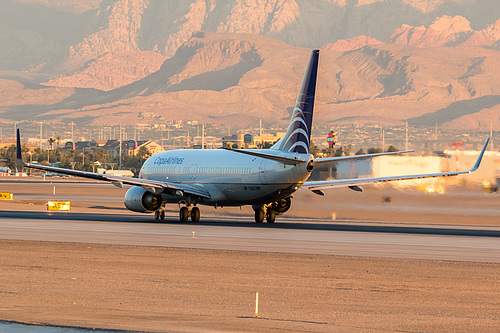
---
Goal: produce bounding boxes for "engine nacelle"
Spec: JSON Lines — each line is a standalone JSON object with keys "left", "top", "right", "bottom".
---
{"left": 272, "top": 197, "right": 292, "bottom": 215}
{"left": 124, "top": 186, "right": 162, "bottom": 213}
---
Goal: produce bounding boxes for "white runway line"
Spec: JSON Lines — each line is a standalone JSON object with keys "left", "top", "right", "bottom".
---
{"left": 1, "top": 224, "right": 499, "bottom": 250}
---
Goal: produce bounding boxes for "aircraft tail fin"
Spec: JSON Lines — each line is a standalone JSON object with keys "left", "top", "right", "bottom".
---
{"left": 271, "top": 49, "right": 319, "bottom": 154}
{"left": 16, "top": 129, "right": 25, "bottom": 166}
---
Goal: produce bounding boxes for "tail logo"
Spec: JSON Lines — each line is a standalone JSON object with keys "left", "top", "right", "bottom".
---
{"left": 281, "top": 107, "right": 311, "bottom": 153}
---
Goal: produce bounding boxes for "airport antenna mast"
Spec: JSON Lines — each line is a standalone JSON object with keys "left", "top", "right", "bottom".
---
{"left": 201, "top": 123, "right": 205, "bottom": 149}
{"left": 119, "top": 124, "right": 122, "bottom": 170}
{"left": 40, "top": 122, "right": 43, "bottom": 151}
{"left": 491, "top": 121, "right": 494, "bottom": 151}
{"left": 405, "top": 122, "right": 408, "bottom": 151}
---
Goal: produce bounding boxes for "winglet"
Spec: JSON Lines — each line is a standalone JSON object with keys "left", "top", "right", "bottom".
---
{"left": 469, "top": 138, "right": 489, "bottom": 173}
{"left": 16, "top": 128, "right": 25, "bottom": 166}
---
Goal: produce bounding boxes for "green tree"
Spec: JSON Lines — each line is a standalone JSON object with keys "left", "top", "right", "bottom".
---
{"left": 367, "top": 147, "right": 382, "bottom": 154}
{"left": 344, "top": 144, "right": 352, "bottom": 156}
{"left": 122, "top": 154, "right": 142, "bottom": 176}
{"left": 1, "top": 144, "right": 29, "bottom": 170}
{"left": 93, "top": 148, "right": 111, "bottom": 165}
{"left": 309, "top": 143, "right": 320, "bottom": 157}
{"left": 137, "top": 146, "right": 151, "bottom": 160}
{"left": 387, "top": 145, "right": 398, "bottom": 152}
{"left": 47, "top": 138, "right": 56, "bottom": 150}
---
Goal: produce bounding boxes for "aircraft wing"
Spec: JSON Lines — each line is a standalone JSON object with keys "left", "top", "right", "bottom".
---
{"left": 303, "top": 138, "right": 489, "bottom": 194}
{"left": 314, "top": 150, "right": 413, "bottom": 164}
{"left": 15, "top": 130, "right": 210, "bottom": 199}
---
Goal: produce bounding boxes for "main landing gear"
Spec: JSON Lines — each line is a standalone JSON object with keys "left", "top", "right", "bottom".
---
{"left": 179, "top": 205, "right": 200, "bottom": 223}
{"left": 154, "top": 206, "right": 200, "bottom": 222}
{"left": 253, "top": 204, "right": 276, "bottom": 224}
{"left": 154, "top": 209, "right": 165, "bottom": 220}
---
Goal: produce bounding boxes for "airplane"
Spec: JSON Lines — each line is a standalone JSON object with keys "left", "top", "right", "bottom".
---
{"left": 0, "top": 166, "right": 11, "bottom": 174}
{"left": 16, "top": 49, "right": 489, "bottom": 223}
{"left": 94, "top": 161, "right": 134, "bottom": 177}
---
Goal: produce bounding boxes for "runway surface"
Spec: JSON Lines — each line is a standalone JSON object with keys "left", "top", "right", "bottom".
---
{"left": 1, "top": 210, "right": 499, "bottom": 263}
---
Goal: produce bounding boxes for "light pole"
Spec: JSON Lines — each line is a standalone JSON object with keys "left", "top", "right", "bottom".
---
{"left": 119, "top": 124, "right": 122, "bottom": 170}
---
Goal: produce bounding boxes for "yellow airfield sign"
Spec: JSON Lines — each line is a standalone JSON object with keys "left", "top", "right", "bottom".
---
{"left": 47, "top": 201, "right": 71, "bottom": 211}
{"left": 0, "top": 192, "right": 13, "bottom": 200}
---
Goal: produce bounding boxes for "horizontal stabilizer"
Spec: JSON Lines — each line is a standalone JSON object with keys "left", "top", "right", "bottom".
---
{"left": 315, "top": 150, "right": 413, "bottom": 164}
{"left": 221, "top": 148, "right": 307, "bottom": 165}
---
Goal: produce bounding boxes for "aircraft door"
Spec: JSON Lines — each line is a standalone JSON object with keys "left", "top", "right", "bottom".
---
{"left": 189, "top": 164, "right": 198, "bottom": 180}
{"left": 259, "top": 159, "right": 268, "bottom": 184}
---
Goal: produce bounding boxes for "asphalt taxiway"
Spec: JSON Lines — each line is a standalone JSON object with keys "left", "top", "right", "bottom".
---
{"left": 1, "top": 210, "right": 499, "bottom": 263}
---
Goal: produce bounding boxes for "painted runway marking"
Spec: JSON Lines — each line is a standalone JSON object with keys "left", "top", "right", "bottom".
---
{"left": 1, "top": 225, "right": 499, "bottom": 250}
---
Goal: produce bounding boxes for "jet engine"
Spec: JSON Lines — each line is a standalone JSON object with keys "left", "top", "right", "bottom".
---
{"left": 124, "top": 186, "right": 162, "bottom": 213}
{"left": 272, "top": 197, "right": 292, "bottom": 215}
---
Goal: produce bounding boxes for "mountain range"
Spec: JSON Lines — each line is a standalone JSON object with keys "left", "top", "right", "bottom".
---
{"left": 0, "top": 0, "right": 499, "bottom": 130}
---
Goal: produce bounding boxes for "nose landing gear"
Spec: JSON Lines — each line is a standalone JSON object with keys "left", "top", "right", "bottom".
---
{"left": 154, "top": 209, "right": 165, "bottom": 220}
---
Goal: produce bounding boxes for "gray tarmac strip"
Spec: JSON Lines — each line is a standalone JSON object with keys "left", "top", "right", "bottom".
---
{"left": 1, "top": 210, "right": 499, "bottom": 263}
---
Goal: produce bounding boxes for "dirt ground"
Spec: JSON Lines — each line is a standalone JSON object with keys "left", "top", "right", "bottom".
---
{"left": 0, "top": 178, "right": 499, "bottom": 332}
{"left": 0, "top": 240, "right": 499, "bottom": 333}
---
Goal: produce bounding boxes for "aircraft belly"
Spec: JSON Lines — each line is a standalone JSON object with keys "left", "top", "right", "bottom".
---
{"left": 209, "top": 184, "right": 289, "bottom": 206}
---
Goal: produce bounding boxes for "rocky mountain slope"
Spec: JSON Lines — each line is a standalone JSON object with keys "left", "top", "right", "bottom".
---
{"left": 1, "top": 32, "right": 499, "bottom": 130}
{"left": 2, "top": 0, "right": 498, "bottom": 73}
{"left": 0, "top": 0, "right": 499, "bottom": 130}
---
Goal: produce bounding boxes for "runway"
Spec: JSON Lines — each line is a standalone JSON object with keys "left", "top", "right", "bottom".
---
{"left": 1, "top": 210, "right": 499, "bottom": 263}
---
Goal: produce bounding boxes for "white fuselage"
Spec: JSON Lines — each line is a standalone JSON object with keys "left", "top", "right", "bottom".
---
{"left": 139, "top": 149, "right": 313, "bottom": 206}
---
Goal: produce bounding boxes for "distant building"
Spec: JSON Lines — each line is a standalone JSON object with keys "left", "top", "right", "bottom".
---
{"left": 221, "top": 132, "right": 285, "bottom": 149}
{"left": 74, "top": 139, "right": 100, "bottom": 152}
{"left": 222, "top": 134, "right": 245, "bottom": 148}
{"left": 252, "top": 132, "right": 285, "bottom": 147}
{"left": 66, "top": 139, "right": 162, "bottom": 157}
{"left": 100, "top": 140, "right": 162, "bottom": 157}
{"left": 443, "top": 149, "right": 500, "bottom": 184}
{"left": 192, "top": 136, "right": 220, "bottom": 149}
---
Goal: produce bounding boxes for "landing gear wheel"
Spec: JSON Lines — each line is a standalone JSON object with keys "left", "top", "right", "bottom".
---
{"left": 179, "top": 207, "right": 189, "bottom": 222}
{"left": 160, "top": 210, "right": 165, "bottom": 220}
{"left": 191, "top": 207, "right": 200, "bottom": 222}
{"left": 154, "top": 210, "right": 160, "bottom": 220}
{"left": 255, "top": 208, "right": 265, "bottom": 223}
{"left": 266, "top": 209, "right": 276, "bottom": 223}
